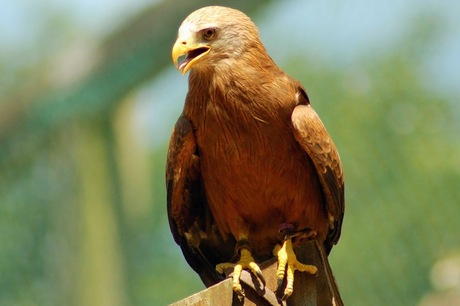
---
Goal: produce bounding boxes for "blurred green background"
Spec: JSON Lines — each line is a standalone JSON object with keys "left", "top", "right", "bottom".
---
{"left": 1, "top": 0, "right": 459, "bottom": 305}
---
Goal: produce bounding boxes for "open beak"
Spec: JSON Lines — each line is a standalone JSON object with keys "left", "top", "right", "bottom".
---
{"left": 172, "top": 38, "right": 211, "bottom": 75}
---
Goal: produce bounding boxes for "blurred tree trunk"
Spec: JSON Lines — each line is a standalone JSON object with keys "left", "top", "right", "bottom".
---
{"left": 74, "top": 120, "right": 129, "bottom": 306}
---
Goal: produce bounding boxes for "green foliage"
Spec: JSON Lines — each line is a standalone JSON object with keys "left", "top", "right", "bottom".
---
{"left": 0, "top": 2, "right": 458, "bottom": 306}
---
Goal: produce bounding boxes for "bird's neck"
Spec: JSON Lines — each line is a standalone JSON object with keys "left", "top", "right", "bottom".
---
{"left": 183, "top": 48, "right": 286, "bottom": 124}
{"left": 189, "top": 51, "right": 278, "bottom": 92}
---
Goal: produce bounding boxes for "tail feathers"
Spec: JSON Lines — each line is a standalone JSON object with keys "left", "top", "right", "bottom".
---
{"left": 294, "top": 239, "right": 344, "bottom": 306}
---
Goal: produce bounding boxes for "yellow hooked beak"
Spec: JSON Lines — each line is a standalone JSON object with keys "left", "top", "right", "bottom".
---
{"left": 172, "top": 36, "right": 211, "bottom": 75}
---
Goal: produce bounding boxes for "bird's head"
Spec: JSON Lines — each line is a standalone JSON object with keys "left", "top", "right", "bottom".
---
{"left": 172, "top": 6, "right": 261, "bottom": 75}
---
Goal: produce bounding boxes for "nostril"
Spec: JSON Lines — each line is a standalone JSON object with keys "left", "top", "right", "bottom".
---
{"left": 181, "top": 41, "right": 187, "bottom": 45}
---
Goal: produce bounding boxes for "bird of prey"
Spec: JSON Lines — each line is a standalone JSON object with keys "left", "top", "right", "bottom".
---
{"left": 167, "top": 5, "right": 344, "bottom": 302}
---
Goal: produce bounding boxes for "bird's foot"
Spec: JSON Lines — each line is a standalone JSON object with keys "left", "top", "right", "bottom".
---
{"left": 273, "top": 238, "right": 318, "bottom": 300}
{"left": 216, "top": 247, "right": 265, "bottom": 296}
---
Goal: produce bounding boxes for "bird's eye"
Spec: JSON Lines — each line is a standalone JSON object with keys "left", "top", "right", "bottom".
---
{"left": 202, "top": 28, "right": 216, "bottom": 40}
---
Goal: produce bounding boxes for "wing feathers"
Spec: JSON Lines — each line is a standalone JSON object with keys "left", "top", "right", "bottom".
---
{"left": 291, "top": 104, "right": 344, "bottom": 249}
{"left": 166, "top": 116, "right": 199, "bottom": 243}
{"left": 166, "top": 116, "right": 233, "bottom": 286}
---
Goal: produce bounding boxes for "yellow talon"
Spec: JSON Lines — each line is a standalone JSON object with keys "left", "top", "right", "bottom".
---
{"left": 273, "top": 238, "right": 317, "bottom": 299}
{"left": 216, "top": 248, "right": 264, "bottom": 295}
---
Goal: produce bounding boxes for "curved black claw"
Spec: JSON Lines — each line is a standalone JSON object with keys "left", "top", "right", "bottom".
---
{"left": 255, "top": 267, "right": 266, "bottom": 287}
{"left": 277, "top": 276, "right": 284, "bottom": 291}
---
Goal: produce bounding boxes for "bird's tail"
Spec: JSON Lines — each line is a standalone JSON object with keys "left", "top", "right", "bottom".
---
{"left": 296, "top": 239, "right": 344, "bottom": 306}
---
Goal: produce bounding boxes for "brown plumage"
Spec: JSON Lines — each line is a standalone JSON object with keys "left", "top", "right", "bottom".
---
{"left": 167, "top": 6, "right": 344, "bottom": 303}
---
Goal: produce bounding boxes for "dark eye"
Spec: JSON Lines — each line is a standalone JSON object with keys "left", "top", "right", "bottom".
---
{"left": 202, "top": 28, "right": 216, "bottom": 40}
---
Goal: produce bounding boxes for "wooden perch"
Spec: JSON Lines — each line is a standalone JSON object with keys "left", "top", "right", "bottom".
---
{"left": 170, "top": 240, "right": 343, "bottom": 306}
